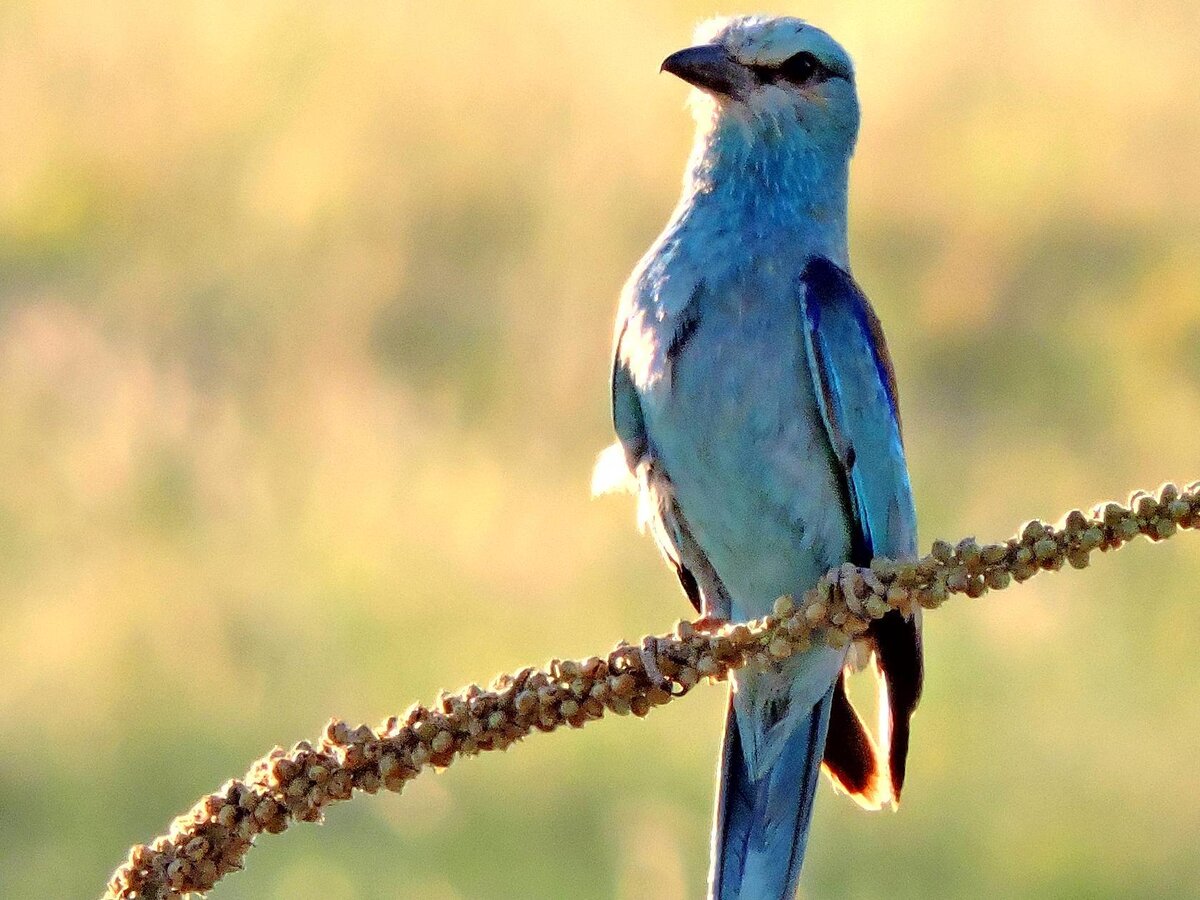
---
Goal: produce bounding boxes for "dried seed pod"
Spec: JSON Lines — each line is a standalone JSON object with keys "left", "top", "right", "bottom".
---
{"left": 844, "top": 615, "right": 870, "bottom": 635}
{"left": 869, "top": 557, "right": 896, "bottom": 579}
{"left": 646, "top": 686, "right": 672, "bottom": 706}
{"left": 825, "top": 630, "right": 850, "bottom": 650}
{"left": 216, "top": 804, "right": 237, "bottom": 829}
{"left": 865, "top": 596, "right": 890, "bottom": 619}
{"left": 195, "top": 859, "right": 219, "bottom": 887}
{"left": 378, "top": 754, "right": 399, "bottom": 778}
{"left": 981, "top": 543, "right": 1008, "bottom": 564}
{"left": 608, "top": 697, "right": 632, "bottom": 716}
{"left": 1012, "top": 561, "right": 1038, "bottom": 582}
{"left": 1021, "top": 520, "right": 1046, "bottom": 543}
{"left": 307, "top": 765, "right": 330, "bottom": 783}
{"left": 1136, "top": 495, "right": 1158, "bottom": 519}
{"left": 728, "top": 624, "right": 754, "bottom": 648}
{"left": 916, "top": 556, "right": 940, "bottom": 579}
{"left": 1102, "top": 503, "right": 1126, "bottom": 526}
{"left": 582, "top": 698, "right": 605, "bottom": 718}
{"left": 1033, "top": 539, "right": 1058, "bottom": 562}
{"left": 708, "top": 635, "right": 734, "bottom": 660}
{"left": 1064, "top": 509, "right": 1089, "bottom": 533}
{"left": 1079, "top": 527, "right": 1104, "bottom": 551}
{"left": 784, "top": 616, "right": 809, "bottom": 639}
{"left": 1041, "top": 554, "right": 1064, "bottom": 572}
{"left": 985, "top": 569, "right": 1011, "bottom": 590}
{"left": 611, "top": 673, "right": 637, "bottom": 697}
{"left": 918, "top": 589, "right": 944, "bottom": 609}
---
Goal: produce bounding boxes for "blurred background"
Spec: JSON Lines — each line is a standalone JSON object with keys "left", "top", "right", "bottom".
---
{"left": 2, "top": 1, "right": 1199, "bottom": 897}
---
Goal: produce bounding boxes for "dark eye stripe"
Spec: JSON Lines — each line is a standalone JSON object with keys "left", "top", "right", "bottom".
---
{"left": 749, "top": 51, "right": 838, "bottom": 87}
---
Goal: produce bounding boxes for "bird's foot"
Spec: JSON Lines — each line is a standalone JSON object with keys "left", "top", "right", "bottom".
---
{"left": 639, "top": 636, "right": 667, "bottom": 688}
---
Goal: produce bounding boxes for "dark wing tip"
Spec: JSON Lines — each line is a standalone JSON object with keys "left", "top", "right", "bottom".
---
{"left": 870, "top": 611, "right": 923, "bottom": 803}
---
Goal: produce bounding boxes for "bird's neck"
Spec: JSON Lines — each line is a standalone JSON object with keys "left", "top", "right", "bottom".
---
{"left": 679, "top": 115, "right": 852, "bottom": 265}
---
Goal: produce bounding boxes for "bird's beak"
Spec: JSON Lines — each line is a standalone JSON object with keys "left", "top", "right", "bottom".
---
{"left": 660, "top": 44, "right": 747, "bottom": 98}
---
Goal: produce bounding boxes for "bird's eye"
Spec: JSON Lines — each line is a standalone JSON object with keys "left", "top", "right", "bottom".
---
{"left": 776, "top": 51, "right": 822, "bottom": 85}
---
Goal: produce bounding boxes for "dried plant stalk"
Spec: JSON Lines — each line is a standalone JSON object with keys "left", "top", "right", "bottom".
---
{"left": 105, "top": 481, "right": 1199, "bottom": 899}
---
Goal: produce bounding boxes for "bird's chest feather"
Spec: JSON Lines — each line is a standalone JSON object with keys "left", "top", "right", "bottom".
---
{"left": 631, "top": 275, "right": 849, "bottom": 611}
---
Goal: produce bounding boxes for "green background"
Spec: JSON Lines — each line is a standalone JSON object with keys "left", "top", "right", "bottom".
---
{"left": 2, "top": 2, "right": 1199, "bottom": 897}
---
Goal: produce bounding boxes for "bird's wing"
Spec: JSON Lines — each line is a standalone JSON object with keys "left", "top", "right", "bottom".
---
{"left": 602, "top": 323, "right": 729, "bottom": 616}
{"left": 609, "top": 320, "right": 649, "bottom": 470}
{"left": 798, "top": 255, "right": 923, "bottom": 804}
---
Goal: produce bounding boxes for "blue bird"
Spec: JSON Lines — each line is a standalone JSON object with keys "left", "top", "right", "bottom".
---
{"left": 594, "top": 16, "right": 922, "bottom": 900}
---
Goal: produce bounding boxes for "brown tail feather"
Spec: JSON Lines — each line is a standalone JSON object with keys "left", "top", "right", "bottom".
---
{"left": 821, "top": 672, "right": 889, "bottom": 809}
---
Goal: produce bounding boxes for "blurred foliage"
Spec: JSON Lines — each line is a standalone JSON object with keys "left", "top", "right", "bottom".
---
{"left": 1, "top": 1, "right": 1198, "bottom": 898}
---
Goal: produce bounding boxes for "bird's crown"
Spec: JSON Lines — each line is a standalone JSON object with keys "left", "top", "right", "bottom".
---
{"left": 693, "top": 15, "right": 854, "bottom": 80}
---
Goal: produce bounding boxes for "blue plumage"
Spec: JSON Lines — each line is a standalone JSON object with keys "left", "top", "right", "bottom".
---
{"left": 598, "top": 15, "right": 922, "bottom": 899}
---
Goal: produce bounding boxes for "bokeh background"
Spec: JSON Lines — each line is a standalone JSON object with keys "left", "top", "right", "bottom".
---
{"left": 3, "top": 1, "right": 1199, "bottom": 897}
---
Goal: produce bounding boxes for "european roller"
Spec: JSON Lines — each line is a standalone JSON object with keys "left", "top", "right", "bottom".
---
{"left": 594, "top": 16, "right": 922, "bottom": 900}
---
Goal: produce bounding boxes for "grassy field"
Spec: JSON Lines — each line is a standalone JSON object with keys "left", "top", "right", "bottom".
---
{"left": 2, "top": 2, "right": 1199, "bottom": 897}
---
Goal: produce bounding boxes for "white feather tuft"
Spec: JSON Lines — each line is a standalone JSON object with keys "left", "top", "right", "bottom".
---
{"left": 591, "top": 442, "right": 636, "bottom": 496}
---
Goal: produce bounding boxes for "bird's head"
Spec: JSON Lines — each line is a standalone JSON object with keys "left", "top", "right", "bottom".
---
{"left": 663, "top": 16, "right": 859, "bottom": 158}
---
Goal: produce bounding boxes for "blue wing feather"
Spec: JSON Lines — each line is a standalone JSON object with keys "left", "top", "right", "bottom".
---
{"left": 799, "top": 256, "right": 923, "bottom": 801}
{"left": 799, "top": 257, "right": 916, "bottom": 560}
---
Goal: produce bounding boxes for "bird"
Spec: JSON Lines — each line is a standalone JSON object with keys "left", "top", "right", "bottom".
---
{"left": 593, "top": 15, "right": 922, "bottom": 900}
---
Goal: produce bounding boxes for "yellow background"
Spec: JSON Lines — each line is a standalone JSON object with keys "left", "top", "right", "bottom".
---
{"left": 2, "top": 2, "right": 1199, "bottom": 897}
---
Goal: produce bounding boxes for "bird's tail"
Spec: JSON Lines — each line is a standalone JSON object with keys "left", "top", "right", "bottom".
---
{"left": 709, "top": 685, "right": 835, "bottom": 900}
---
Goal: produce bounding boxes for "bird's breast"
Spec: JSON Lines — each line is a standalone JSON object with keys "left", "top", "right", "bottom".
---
{"left": 637, "top": 272, "right": 851, "bottom": 618}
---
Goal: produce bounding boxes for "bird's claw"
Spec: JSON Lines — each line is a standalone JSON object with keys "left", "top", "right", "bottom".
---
{"left": 640, "top": 636, "right": 667, "bottom": 688}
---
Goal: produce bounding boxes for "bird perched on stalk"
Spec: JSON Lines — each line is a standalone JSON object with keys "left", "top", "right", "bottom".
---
{"left": 594, "top": 15, "right": 922, "bottom": 900}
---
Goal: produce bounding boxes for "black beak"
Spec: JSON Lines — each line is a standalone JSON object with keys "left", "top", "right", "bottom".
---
{"left": 660, "top": 44, "right": 747, "bottom": 98}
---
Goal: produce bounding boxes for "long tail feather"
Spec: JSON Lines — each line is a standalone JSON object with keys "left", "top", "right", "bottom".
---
{"left": 710, "top": 686, "right": 835, "bottom": 900}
